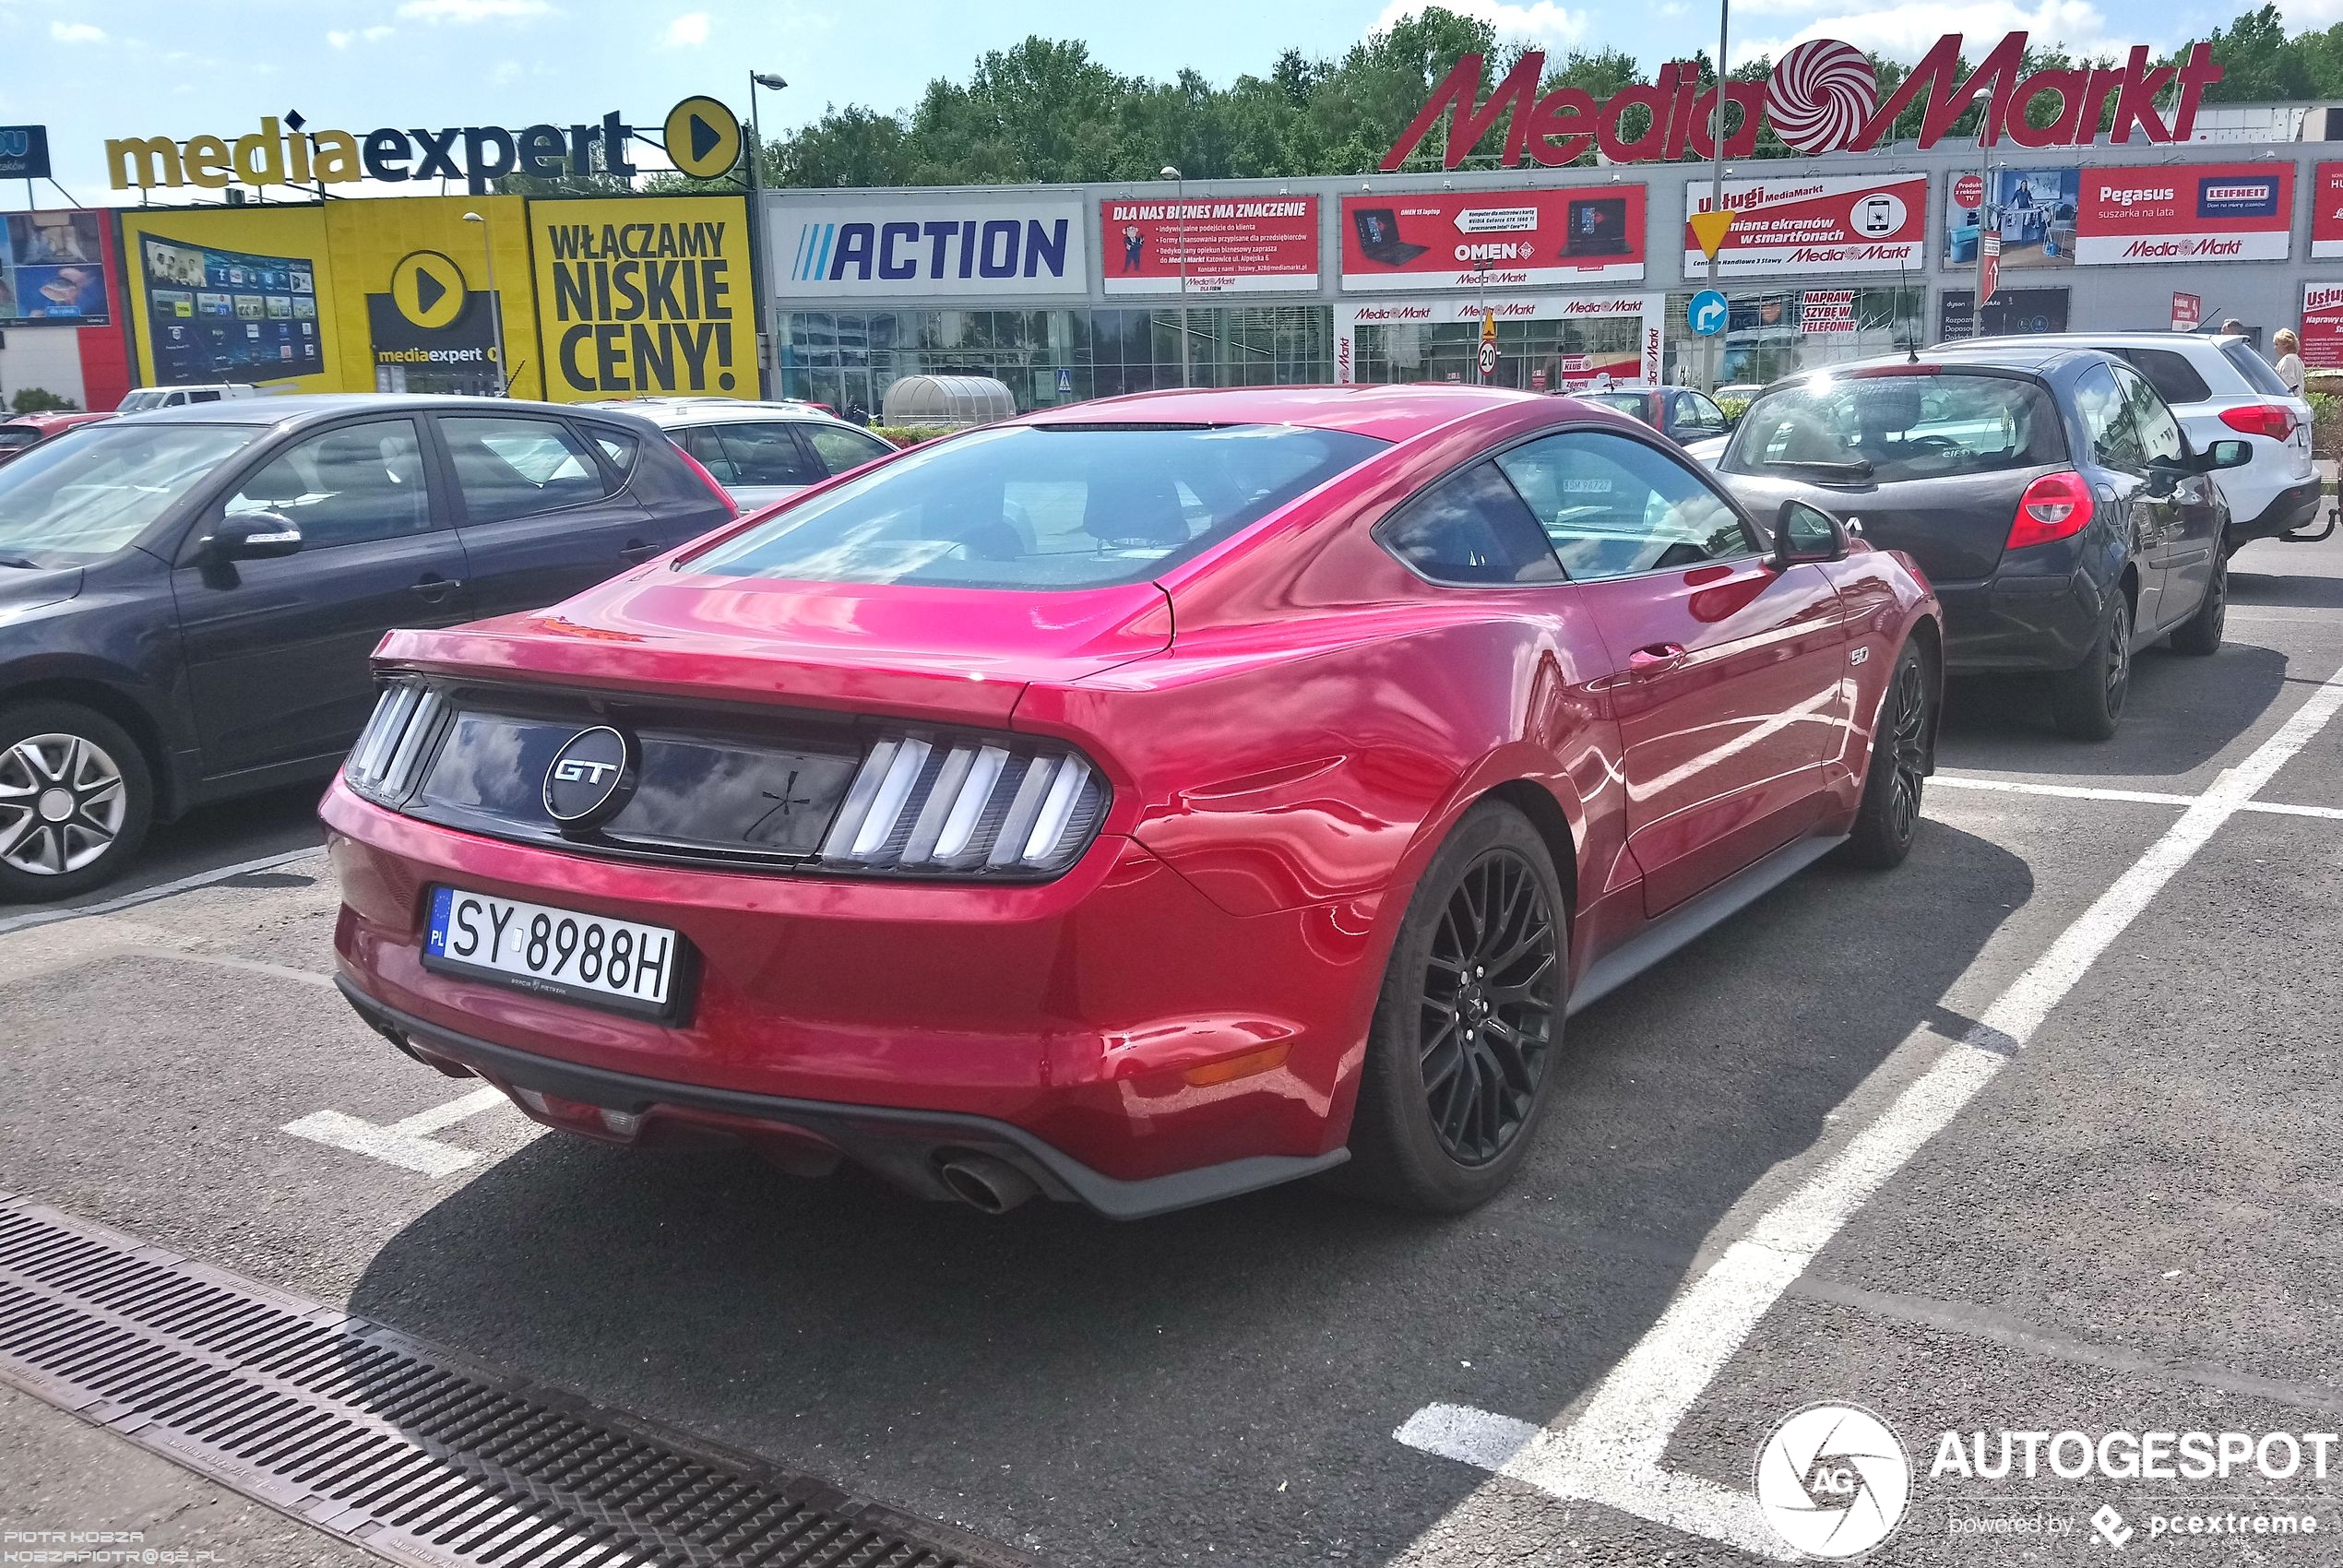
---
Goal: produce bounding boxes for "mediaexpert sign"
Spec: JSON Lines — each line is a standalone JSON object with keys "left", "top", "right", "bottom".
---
{"left": 1684, "top": 173, "right": 1927, "bottom": 277}
{"left": 1101, "top": 196, "right": 1318, "bottom": 295}
{"left": 2301, "top": 284, "right": 2343, "bottom": 370}
{"left": 773, "top": 196, "right": 1088, "bottom": 299}
{"left": 536, "top": 196, "right": 755, "bottom": 399}
{"left": 2074, "top": 163, "right": 2293, "bottom": 266}
{"left": 2313, "top": 163, "right": 2343, "bottom": 260}
{"left": 1338, "top": 186, "right": 1646, "bottom": 291}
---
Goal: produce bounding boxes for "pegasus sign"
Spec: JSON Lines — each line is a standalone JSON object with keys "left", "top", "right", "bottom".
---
{"left": 1380, "top": 32, "right": 2224, "bottom": 171}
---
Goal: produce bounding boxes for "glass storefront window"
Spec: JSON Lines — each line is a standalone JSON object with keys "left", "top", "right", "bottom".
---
{"left": 1354, "top": 316, "right": 1641, "bottom": 392}
{"left": 1662, "top": 286, "right": 1924, "bottom": 390}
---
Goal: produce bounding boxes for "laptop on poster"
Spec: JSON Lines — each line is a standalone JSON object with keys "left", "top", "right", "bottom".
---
{"left": 1563, "top": 196, "right": 1631, "bottom": 257}
{"left": 1352, "top": 207, "right": 1429, "bottom": 266}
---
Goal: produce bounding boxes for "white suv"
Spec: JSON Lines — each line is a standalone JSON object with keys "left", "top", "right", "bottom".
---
{"left": 1951, "top": 331, "right": 2320, "bottom": 552}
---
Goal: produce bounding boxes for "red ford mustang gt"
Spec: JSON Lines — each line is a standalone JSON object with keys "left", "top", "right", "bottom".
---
{"left": 325, "top": 385, "right": 1941, "bottom": 1218}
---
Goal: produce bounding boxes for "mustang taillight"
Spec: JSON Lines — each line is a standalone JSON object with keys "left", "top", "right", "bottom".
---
{"left": 344, "top": 680, "right": 444, "bottom": 804}
{"left": 2007, "top": 470, "right": 2095, "bottom": 552}
{"left": 2218, "top": 403, "right": 2297, "bottom": 442}
{"left": 820, "top": 733, "right": 1107, "bottom": 877}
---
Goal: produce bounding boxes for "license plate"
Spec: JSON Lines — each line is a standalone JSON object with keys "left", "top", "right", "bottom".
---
{"left": 423, "top": 885, "right": 685, "bottom": 1019}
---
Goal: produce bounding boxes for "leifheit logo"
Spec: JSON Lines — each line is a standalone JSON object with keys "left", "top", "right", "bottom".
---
{"left": 2105, "top": 184, "right": 2178, "bottom": 206}
{"left": 106, "top": 111, "right": 636, "bottom": 195}
{"left": 1382, "top": 30, "right": 2221, "bottom": 169}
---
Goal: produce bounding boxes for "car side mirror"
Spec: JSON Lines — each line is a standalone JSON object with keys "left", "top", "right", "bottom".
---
{"left": 1772, "top": 499, "right": 1849, "bottom": 566}
{"left": 209, "top": 511, "right": 303, "bottom": 561}
{"left": 2195, "top": 438, "right": 2253, "bottom": 473}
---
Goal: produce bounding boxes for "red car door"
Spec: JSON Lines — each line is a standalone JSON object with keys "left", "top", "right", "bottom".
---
{"left": 1493, "top": 427, "right": 1850, "bottom": 915}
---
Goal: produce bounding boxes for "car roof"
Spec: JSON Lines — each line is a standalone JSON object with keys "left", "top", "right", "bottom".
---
{"left": 1020, "top": 383, "right": 1546, "bottom": 442}
{"left": 116, "top": 393, "right": 658, "bottom": 431}
{"left": 1795, "top": 344, "right": 2111, "bottom": 380}
{"left": 619, "top": 399, "right": 865, "bottom": 430}
{"left": 1954, "top": 331, "right": 2241, "bottom": 354}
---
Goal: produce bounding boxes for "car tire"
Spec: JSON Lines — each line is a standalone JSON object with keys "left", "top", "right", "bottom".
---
{"left": 2050, "top": 593, "right": 2132, "bottom": 742}
{"left": 1336, "top": 799, "right": 1566, "bottom": 1214}
{"left": 0, "top": 702, "right": 154, "bottom": 903}
{"left": 1842, "top": 640, "right": 1932, "bottom": 870}
{"left": 2170, "top": 554, "right": 2227, "bottom": 657}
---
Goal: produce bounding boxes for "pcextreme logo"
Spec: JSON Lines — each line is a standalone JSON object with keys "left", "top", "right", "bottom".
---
{"left": 107, "top": 111, "right": 640, "bottom": 195}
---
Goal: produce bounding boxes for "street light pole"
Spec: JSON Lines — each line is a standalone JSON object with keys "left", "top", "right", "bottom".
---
{"left": 1706, "top": 0, "right": 1729, "bottom": 395}
{"left": 461, "top": 211, "right": 505, "bottom": 397}
{"left": 1161, "top": 165, "right": 1188, "bottom": 388}
{"left": 750, "top": 72, "right": 788, "bottom": 402}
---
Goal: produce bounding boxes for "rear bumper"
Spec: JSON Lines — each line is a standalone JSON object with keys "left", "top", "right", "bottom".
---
{"left": 322, "top": 781, "right": 1381, "bottom": 1209}
{"left": 2231, "top": 478, "right": 2325, "bottom": 547}
{"left": 1933, "top": 569, "right": 2104, "bottom": 672}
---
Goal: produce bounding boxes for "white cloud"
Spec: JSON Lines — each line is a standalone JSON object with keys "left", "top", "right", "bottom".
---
{"left": 327, "top": 29, "right": 353, "bottom": 46}
{"left": 1731, "top": 0, "right": 2189, "bottom": 66}
{"left": 366, "top": 24, "right": 395, "bottom": 40}
{"left": 396, "top": 0, "right": 552, "bottom": 21}
{"left": 330, "top": 24, "right": 398, "bottom": 46}
{"left": 1374, "top": 0, "right": 1589, "bottom": 52}
{"left": 492, "top": 59, "right": 522, "bottom": 82}
{"left": 663, "top": 10, "right": 711, "bottom": 46}
{"left": 2284, "top": 0, "right": 2343, "bottom": 22}
{"left": 49, "top": 19, "right": 104, "bottom": 42}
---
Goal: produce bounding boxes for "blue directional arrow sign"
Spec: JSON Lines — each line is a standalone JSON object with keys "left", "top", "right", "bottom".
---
{"left": 1689, "top": 289, "right": 1729, "bottom": 337}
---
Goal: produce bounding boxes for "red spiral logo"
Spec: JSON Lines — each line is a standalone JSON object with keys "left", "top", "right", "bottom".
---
{"left": 1765, "top": 40, "right": 1878, "bottom": 153}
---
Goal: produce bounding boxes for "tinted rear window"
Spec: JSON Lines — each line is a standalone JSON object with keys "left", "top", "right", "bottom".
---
{"left": 690, "top": 423, "right": 1387, "bottom": 590}
{"left": 2219, "top": 339, "right": 2294, "bottom": 398}
{"left": 2113, "top": 348, "right": 2211, "bottom": 406}
{"left": 1721, "top": 372, "right": 2064, "bottom": 484}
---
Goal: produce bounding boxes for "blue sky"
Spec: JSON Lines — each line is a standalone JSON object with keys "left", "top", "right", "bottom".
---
{"left": 0, "top": 0, "right": 2283, "bottom": 202}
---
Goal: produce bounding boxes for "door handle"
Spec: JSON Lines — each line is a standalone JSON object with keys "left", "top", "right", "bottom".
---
{"left": 1627, "top": 642, "right": 1687, "bottom": 675}
{"left": 409, "top": 574, "right": 462, "bottom": 605}
{"left": 618, "top": 538, "right": 660, "bottom": 564}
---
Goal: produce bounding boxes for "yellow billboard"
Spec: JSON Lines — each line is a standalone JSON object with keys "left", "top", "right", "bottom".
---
{"left": 122, "top": 207, "right": 339, "bottom": 393}
{"left": 326, "top": 195, "right": 541, "bottom": 399}
{"left": 530, "top": 195, "right": 754, "bottom": 402}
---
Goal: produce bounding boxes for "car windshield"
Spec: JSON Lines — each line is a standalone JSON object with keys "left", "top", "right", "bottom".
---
{"left": 1720, "top": 371, "right": 2064, "bottom": 483}
{"left": 0, "top": 428, "right": 42, "bottom": 451}
{"left": 0, "top": 422, "right": 259, "bottom": 565}
{"left": 690, "top": 422, "right": 1389, "bottom": 590}
{"left": 117, "top": 390, "right": 171, "bottom": 412}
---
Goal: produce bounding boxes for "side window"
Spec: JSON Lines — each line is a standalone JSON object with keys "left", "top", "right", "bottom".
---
{"left": 442, "top": 416, "right": 612, "bottom": 525}
{"left": 677, "top": 429, "right": 735, "bottom": 482}
{"left": 224, "top": 419, "right": 433, "bottom": 549}
{"left": 1374, "top": 461, "right": 1563, "bottom": 586}
{"left": 2073, "top": 366, "right": 2145, "bottom": 474}
{"left": 2114, "top": 349, "right": 2211, "bottom": 406}
{"left": 585, "top": 427, "right": 639, "bottom": 474}
{"left": 1688, "top": 394, "right": 1727, "bottom": 432}
{"left": 803, "top": 424, "right": 894, "bottom": 475}
{"left": 187, "top": 390, "right": 220, "bottom": 404}
{"left": 713, "top": 422, "right": 823, "bottom": 487}
{"left": 2114, "top": 365, "right": 2185, "bottom": 469}
{"left": 1495, "top": 429, "right": 1755, "bottom": 581}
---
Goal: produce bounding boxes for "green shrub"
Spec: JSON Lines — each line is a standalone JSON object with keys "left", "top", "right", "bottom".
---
{"left": 2310, "top": 391, "right": 2341, "bottom": 470}
{"left": 1718, "top": 397, "right": 1750, "bottom": 424}
{"left": 871, "top": 425, "right": 956, "bottom": 448}
{"left": 8, "top": 387, "right": 78, "bottom": 414}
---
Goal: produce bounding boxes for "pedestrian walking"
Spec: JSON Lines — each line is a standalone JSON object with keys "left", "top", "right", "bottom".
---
{"left": 2274, "top": 328, "right": 2307, "bottom": 396}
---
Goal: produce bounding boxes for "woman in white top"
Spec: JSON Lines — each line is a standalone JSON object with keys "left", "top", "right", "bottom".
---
{"left": 2273, "top": 328, "right": 2307, "bottom": 397}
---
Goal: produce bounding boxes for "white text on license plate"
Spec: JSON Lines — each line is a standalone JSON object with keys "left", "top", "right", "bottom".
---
{"left": 425, "top": 886, "right": 679, "bottom": 1012}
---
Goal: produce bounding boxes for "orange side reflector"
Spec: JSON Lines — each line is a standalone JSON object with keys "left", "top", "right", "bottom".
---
{"left": 1182, "top": 1043, "right": 1290, "bottom": 1088}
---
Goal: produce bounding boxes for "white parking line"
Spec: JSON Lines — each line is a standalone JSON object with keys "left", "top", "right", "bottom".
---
{"left": 1933, "top": 774, "right": 2343, "bottom": 822}
{"left": 1395, "top": 663, "right": 2343, "bottom": 1560}
{"left": 281, "top": 1086, "right": 520, "bottom": 1177}
{"left": 0, "top": 847, "right": 323, "bottom": 939}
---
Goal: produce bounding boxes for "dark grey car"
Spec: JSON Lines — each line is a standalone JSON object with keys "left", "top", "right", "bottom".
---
{"left": 1711, "top": 346, "right": 2250, "bottom": 739}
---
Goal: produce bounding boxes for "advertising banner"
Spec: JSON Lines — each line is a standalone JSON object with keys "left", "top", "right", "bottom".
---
{"left": 2073, "top": 163, "right": 2293, "bottom": 266}
{"left": 1338, "top": 186, "right": 1646, "bottom": 291}
{"left": 2172, "top": 291, "right": 2201, "bottom": 331}
{"left": 2, "top": 211, "right": 110, "bottom": 326}
{"left": 535, "top": 195, "right": 755, "bottom": 400}
{"left": 1943, "top": 166, "right": 2079, "bottom": 269}
{"left": 771, "top": 196, "right": 1088, "bottom": 298}
{"left": 1800, "top": 290, "right": 1857, "bottom": 334}
{"left": 328, "top": 195, "right": 537, "bottom": 398}
{"left": 2302, "top": 283, "right": 2343, "bottom": 370}
{"left": 1100, "top": 196, "right": 1317, "bottom": 295}
{"left": 1937, "top": 286, "right": 2069, "bottom": 341}
{"left": 1685, "top": 173, "right": 1926, "bottom": 277}
{"left": 0, "top": 125, "right": 50, "bottom": 182}
{"left": 125, "top": 208, "right": 336, "bottom": 390}
{"left": 2312, "top": 163, "right": 2343, "bottom": 260}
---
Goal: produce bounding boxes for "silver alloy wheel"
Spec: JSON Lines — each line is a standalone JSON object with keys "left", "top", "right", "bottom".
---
{"left": 0, "top": 733, "right": 129, "bottom": 876}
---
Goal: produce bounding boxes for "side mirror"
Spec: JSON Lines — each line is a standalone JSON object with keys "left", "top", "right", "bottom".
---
{"left": 208, "top": 511, "right": 303, "bottom": 561}
{"left": 1773, "top": 499, "right": 1849, "bottom": 566}
{"left": 2196, "top": 438, "right": 2254, "bottom": 473}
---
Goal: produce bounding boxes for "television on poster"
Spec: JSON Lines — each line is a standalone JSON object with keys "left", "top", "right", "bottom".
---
{"left": 1683, "top": 173, "right": 1926, "bottom": 278}
{"left": 1338, "top": 188, "right": 1647, "bottom": 291}
{"left": 1943, "top": 167, "right": 2079, "bottom": 269}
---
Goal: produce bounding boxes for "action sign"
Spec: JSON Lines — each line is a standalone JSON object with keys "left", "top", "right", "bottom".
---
{"left": 1683, "top": 172, "right": 1926, "bottom": 277}
{"left": 2074, "top": 162, "right": 2293, "bottom": 265}
{"left": 1101, "top": 196, "right": 1317, "bottom": 295}
{"left": 0, "top": 125, "right": 49, "bottom": 181}
{"left": 1339, "top": 185, "right": 1647, "bottom": 291}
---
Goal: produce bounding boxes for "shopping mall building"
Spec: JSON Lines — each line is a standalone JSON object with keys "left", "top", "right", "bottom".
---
{"left": 760, "top": 135, "right": 2343, "bottom": 413}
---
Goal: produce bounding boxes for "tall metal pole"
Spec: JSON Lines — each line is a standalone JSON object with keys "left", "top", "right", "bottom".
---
{"left": 1972, "top": 147, "right": 1991, "bottom": 340}
{"left": 748, "top": 73, "right": 786, "bottom": 402}
{"left": 1162, "top": 166, "right": 1190, "bottom": 388}
{"left": 464, "top": 212, "right": 506, "bottom": 397}
{"left": 1706, "top": 0, "right": 1729, "bottom": 394}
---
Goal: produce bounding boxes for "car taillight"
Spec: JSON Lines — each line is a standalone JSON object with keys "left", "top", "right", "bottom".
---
{"left": 819, "top": 731, "right": 1108, "bottom": 877}
{"left": 671, "top": 444, "right": 740, "bottom": 516}
{"left": 2008, "top": 470, "right": 2095, "bottom": 551}
{"left": 344, "top": 680, "right": 444, "bottom": 804}
{"left": 2219, "top": 403, "right": 2297, "bottom": 442}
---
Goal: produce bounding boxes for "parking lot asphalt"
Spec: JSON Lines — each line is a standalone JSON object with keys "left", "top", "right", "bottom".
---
{"left": 3, "top": 529, "right": 2341, "bottom": 1567}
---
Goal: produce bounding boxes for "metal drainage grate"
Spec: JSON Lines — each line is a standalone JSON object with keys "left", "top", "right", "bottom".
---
{"left": 0, "top": 1196, "right": 1032, "bottom": 1568}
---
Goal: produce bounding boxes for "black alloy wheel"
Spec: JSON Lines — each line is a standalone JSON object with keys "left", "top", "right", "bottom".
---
{"left": 2052, "top": 594, "right": 2132, "bottom": 741}
{"left": 2171, "top": 554, "right": 2227, "bottom": 656}
{"left": 1845, "top": 640, "right": 1932, "bottom": 869}
{"left": 1419, "top": 847, "right": 1559, "bottom": 1166}
{"left": 1884, "top": 653, "right": 1928, "bottom": 845}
